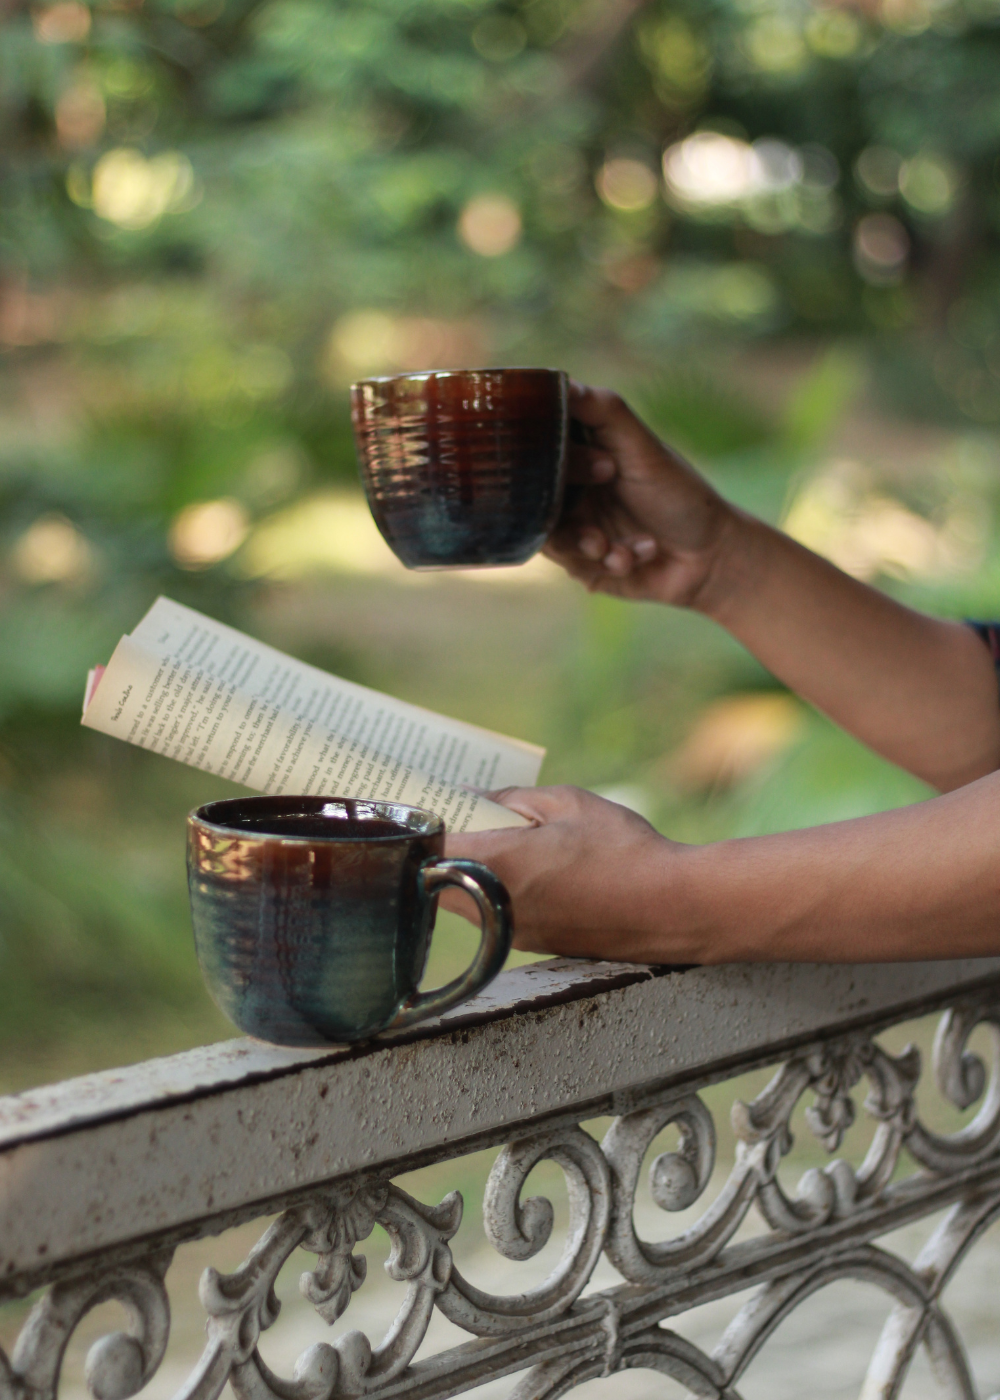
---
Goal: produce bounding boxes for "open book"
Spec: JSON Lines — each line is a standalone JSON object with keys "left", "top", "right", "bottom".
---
{"left": 81, "top": 597, "right": 543, "bottom": 831}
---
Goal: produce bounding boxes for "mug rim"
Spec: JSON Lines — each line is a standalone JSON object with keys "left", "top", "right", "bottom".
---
{"left": 351, "top": 366, "right": 567, "bottom": 387}
{"left": 188, "top": 795, "right": 444, "bottom": 844}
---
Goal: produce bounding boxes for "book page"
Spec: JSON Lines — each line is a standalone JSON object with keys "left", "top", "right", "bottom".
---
{"left": 82, "top": 598, "right": 543, "bottom": 831}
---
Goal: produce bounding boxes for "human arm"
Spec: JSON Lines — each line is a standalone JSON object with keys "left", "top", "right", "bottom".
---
{"left": 445, "top": 782, "right": 1000, "bottom": 963}
{"left": 554, "top": 384, "right": 1000, "bottom": 792}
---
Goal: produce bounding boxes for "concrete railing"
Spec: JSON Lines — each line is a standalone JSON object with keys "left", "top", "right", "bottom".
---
{"left": 3, "top": 955, "right": 1000, "bottom": 1400}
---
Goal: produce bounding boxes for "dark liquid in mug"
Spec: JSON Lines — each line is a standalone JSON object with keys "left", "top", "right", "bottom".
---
{"left": 217, "top": 812, "right": 412, "bottom": 840}
{"left": 352, "top": 369, "right": 568, "bottom": 569}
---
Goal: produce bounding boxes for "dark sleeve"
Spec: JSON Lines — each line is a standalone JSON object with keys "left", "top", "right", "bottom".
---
{"left": 967, "top": 621, "right": 1000, "bottom": 681}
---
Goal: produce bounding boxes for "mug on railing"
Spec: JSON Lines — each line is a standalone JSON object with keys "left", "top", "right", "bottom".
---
{"left": 187, "top": 795, "right": 512, "bottom": 1045}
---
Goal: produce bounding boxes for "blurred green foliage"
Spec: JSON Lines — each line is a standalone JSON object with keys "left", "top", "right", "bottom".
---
{"left": 3, "top": 0, "right": 1000, "bottom": 1085}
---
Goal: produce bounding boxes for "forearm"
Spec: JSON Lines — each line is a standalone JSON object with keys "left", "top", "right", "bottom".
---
{"left": 651, "top": 770, "right": 1000, "bottom": 965}
{"left": 693, "top": 512, "right": 1000, "bottom": 791}
{"left": 446, "top": 782, "right": 1000, "bottom": 967}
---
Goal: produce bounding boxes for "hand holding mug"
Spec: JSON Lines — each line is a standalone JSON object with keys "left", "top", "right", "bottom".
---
{"left": 547, "top": 383, "right": 741, "bottom": 610}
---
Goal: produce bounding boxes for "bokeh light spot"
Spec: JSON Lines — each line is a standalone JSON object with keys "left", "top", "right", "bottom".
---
{"left": 102, "top": 57, "right": 155, "bottom": 99}
{"left": 752, "top": 139, "right": 803, "bottom": 192}
{"left": 595, "top": 158, "right": 659, "bottom": 212}
{"left": 92, "top": 149, "right": 195, "bottom": 231}
{"left": 637, "top": 16, "right": 711, "bottom": 101}
{"left": 880, "top": 0, "right": 932, "bottom": 34}
{"left": 853, "top": 213, "right": 909, "bottom": 285}
{"left": 169, "top": 499, "right": 249, "bottom": 569}
{"left": 10, "top": 515, "right": 94, "bottom": 585}
{"left": 745, "top": 17, "right": 807, "bottom": 73}
{"left": 457, "top": 194, "right": 522, "bottom": 256}
{"left": 899, "top": 154, "right": 956, "bottom": 216}
{"left": 330, "top": 311, "right": 397, "bottom": 374}
{"left": 805, "top": 9, "right": 861, "bottom": 57}
{"left": 855, "top": 146, "right": 902, "bottom": 200}
{"left": 663, "top": 133, "right": 801, "bottom": 210}
{"left": 32, "top": 2, "right": 91, "bottom": 43}
{"left": 664, "top": 133, "right": 757, "bottom": 207}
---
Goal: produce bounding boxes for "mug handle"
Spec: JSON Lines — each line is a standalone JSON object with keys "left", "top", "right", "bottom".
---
{"left": 558, "top": 418, "right": 595, "bottom": 522}
{"left": 386, "top": 858, "right": 513, "bottom": 1030}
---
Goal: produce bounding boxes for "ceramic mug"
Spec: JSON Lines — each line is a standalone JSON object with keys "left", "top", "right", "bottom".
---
{"left": 350, "top": 367, "right": 569, "bottom": 568}
{"left": 187, "top": 795, "right": 512, "bottom": 1045}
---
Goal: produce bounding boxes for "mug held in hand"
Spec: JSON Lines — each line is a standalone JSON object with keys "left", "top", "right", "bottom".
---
{"left": 187, "top": 796, "right": 512, "bottom": 1046}
{"left": 351, "top": 367, "right": 570, "bottom": 569}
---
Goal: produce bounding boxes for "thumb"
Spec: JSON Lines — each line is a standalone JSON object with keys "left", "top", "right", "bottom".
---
{"left": 481, "top": 786, "right": 551, "bottom": 825}
{"left": 445, "top": 788, "right": 543, "bottom": 861}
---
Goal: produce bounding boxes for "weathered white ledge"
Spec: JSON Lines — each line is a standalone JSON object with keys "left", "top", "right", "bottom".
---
{"left": 2, "top": 955, "right": 1000, "bottom": 1287}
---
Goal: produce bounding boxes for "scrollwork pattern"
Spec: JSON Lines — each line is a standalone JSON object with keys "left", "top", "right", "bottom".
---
{"left": 437, "top": 1125, "right": 611, "bottom": 1335}
{"left": 7, "top": 996, "right": 1000, "bottom": 1400}
{"left": 602, "top": 1033, "right": 925, "bottom": 1285}
{"left": 186, "top": 1180, "right": 464, "bottom": 1400}
{"left": 602, "top": 1094, "right": 736, "bottom": 1283}
{"left": 907, "top": 999, "right": 1000, "bottom": 1171}
{"left": 1, "top": 1251, "right": 172, "bottom": 1400}
{"left": 738, "top": 1035, "right": 922, "bottom": 1232}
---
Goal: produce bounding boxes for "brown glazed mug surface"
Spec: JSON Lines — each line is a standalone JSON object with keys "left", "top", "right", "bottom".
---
{"left": 187, "top": 796, "right": 512, "bottom": 1046}
{"left": 350, "top": 367, "right": 569, "bottom": 569}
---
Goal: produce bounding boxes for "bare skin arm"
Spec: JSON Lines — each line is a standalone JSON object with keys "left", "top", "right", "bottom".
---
{"left": 448, "top": 781, "right": 1000, "bottom": 962}
{"left": 443, "top": 384, "right": 1000, "bottom": 963}
{"left": 552, "top": 384, "right": 1000, "bottom": 792}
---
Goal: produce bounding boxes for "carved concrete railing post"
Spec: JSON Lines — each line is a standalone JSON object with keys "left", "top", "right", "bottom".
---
{"left": 3, "top": 957, "right": 1000, "bottom": 1400}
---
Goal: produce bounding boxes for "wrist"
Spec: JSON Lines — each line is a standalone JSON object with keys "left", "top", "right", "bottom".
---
{"left": 687, "top": 508, "right": 769, "bottom": 624}
{"left": 625, "top": 836, "right": 725, "bottom": 965}
{"left": 638, "top": 836, "right": 787, "bottom": 965}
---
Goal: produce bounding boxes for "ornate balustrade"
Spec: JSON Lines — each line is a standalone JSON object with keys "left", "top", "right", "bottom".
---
{"left": 3, "top": 956, "right": 1000, "bottom": 1400}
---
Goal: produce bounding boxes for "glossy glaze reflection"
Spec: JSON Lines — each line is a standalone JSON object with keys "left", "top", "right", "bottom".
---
{"left": 187, "top": 796, "right": 512, "bottom": 1046}
{"left": 351, "top": 368, "right": 569, "bottom": 569}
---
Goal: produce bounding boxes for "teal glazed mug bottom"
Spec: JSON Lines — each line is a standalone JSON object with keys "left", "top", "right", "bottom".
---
{"left": 187, "top": 795, "right": 512, "bottom": 1046}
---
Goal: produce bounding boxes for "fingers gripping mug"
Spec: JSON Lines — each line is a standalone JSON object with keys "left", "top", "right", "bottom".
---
{"left": 187, "top": 796, "right": 512, "bottom": 1045}
{"left": 350, "top": 367, "right": 570, "bottom": 569}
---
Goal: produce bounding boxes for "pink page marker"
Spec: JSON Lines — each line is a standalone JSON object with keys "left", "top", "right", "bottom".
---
{"left": 83, "top": 664, "right": 106, "bottom": 715}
